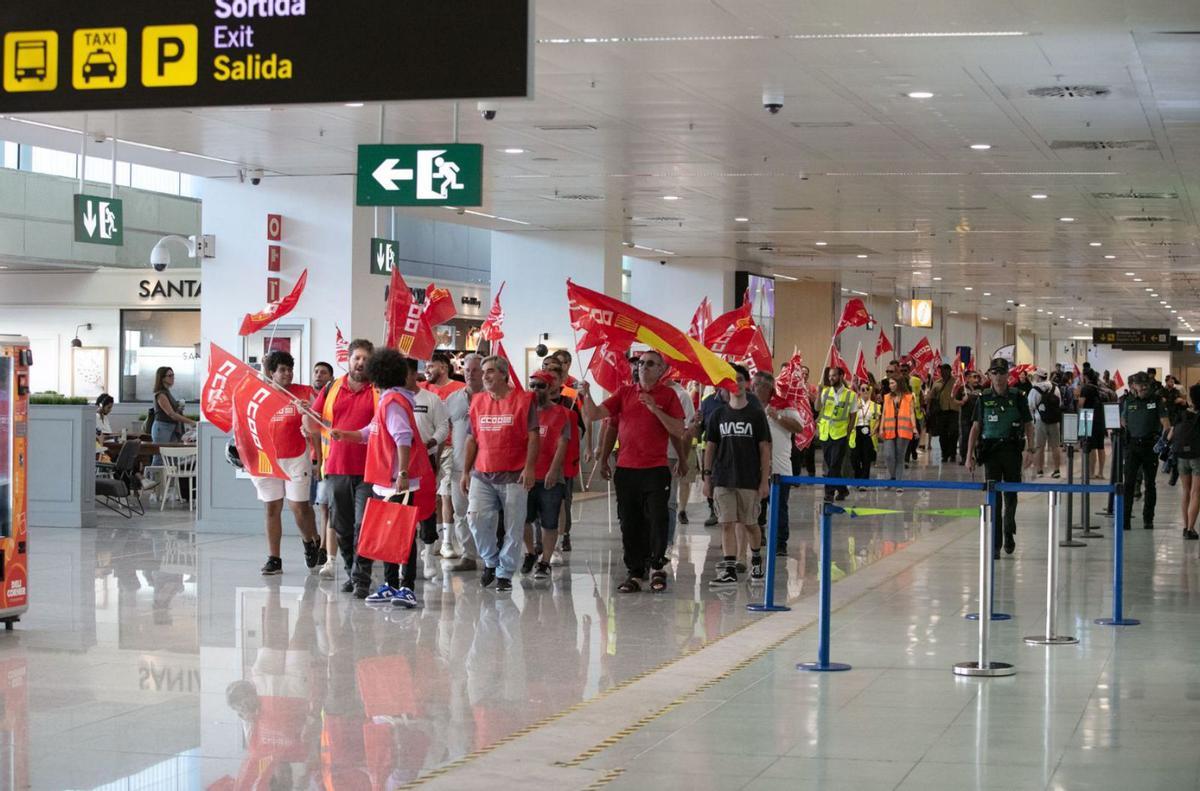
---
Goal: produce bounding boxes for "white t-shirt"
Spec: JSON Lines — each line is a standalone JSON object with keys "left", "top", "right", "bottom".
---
{"left": 666, "top": 381, "right": 696, "bottom": 461}
{"left": 766, "top": 407, "right": 800, "bottom": 475}
{"left": 409, "top": 387, "right": 449, "bottom": 448}
{"left": 446, "top": 387, "right": 476, "bottom": 471}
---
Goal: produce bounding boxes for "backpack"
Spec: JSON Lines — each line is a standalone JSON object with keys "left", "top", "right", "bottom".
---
{"left": 1172, "top": 412, "right": 1200, "bottom": 459}
{"left": 1037, "top": 387, "right": 1062, "bottom": 424}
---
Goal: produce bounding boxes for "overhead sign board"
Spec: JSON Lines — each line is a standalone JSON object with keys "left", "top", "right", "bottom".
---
{"left": 1091, "top": 327, "right": 1171, "bottom": 349}
{"left": 73, "top": 194, "right": 123, "bottom": 245}
{"left": 370, "top": 238, "right": 399, "bottom": 275}
{"left": 910, "top": 299, "right": 933, "bottom": 328}
{"left": 0, "top": 1, "right": 530, "bottom": 113}
{"left": 356, "top": 144, "right": 483, "bottom": 207}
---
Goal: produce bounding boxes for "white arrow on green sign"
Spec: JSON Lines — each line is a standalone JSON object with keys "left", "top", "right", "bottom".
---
{"left": 357, "top": 144, "right": 483, "bottom": 207}
{"left": 73, "top": 194, "right": 123, "bottom": 246}
{"left": 370, "top": 238, "right": 399, "bottom": 275}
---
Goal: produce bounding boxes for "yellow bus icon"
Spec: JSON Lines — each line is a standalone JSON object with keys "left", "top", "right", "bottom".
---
{"left": 4, "top": 31, "right": 58, "bottom": 93}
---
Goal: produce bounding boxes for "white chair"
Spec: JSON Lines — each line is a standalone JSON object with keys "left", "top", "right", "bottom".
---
{"left": 158, "top": 447, "right": 198, "bottom": 512}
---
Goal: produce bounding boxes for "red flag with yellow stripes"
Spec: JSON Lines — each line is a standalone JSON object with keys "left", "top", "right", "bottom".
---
{"left": 566, "top": 280, "right": 736, "bottom": 390}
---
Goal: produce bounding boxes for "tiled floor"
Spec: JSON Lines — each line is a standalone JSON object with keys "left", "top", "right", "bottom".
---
{"left": 9, "top": 462, "right": 1199, "bottom": 790}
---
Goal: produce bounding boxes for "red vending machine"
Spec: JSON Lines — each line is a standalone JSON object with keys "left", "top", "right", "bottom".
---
{"left": 0, "top": 336, "right": 30, "bottom": 629}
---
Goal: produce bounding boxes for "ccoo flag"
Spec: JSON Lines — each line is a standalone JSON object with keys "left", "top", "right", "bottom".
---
{"left": 239, "top": 270, "right": 308, "bottom": 336}
{"left": 833, "top": 297, "right": 873, "bottom": 337}
{"left": 566, "top": 279, "right": 737, "bottom": 390}
{"left": 385, "top": 266, "right": 435, "bottom": 359}
{"left": 480, "top": 282, "right": 506, "bottom": 342}
{"left": 201, "top": 343, "right": 255, "bottom": 434}
{"left": 230, "top": 374, "right": 294, "bottom": 480}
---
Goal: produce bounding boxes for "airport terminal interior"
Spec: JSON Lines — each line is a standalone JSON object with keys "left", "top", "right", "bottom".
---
{"left": 3, "top": 1, "right": 1200, "bottom": 789}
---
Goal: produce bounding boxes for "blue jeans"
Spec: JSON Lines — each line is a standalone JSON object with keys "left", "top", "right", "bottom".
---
{"left": 150, "top": 419, "right": 180, "bottom": 466}
{"left": 526, "top": 481, "right": 567, "bottom": 532}
{"left": 468, "top": 476, "right": 528, "bottom": 579}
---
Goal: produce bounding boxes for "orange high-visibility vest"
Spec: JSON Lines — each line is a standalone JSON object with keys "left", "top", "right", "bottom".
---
{"left": 880, "top": 393, "right": 916, "bottom": 440}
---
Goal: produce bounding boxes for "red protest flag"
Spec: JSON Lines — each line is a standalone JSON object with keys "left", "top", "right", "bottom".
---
{"left": 334, "top": 325, "right": 349, "bottom": 370}
{"left": 567, "top": 279, "right": 736, "bottom": 390}
{"left": 774, "top": 352, "right": 816, "bottom": 449}
{"left": 833, "top": 297, "right": 873, "bottom": 337}
{"left": 875, "top": 328, "right": 894, "bottom": 360}
{"left": 828, "top": 343, "right": 852, "bottom": 380}
{"left": 688, "top": 297, "right": 713, "bottom": 340}
{"left": 385, "top": 267, "right": 435, "bottom": 359}
{"left": 480, "top": 281, "right": 506, "bottom": 342}
{"left": 743, "top": 326, "right": 775, "bottom": 376}
{"left": 239, "top": 270, "right": 308, "bottom": 336}
{"left": 588, "top": 342, "right": 633, "bottom": 393}
{"left": 952, "top": 350, "right": 965, "bottom": 387}
{"left": 201, "top": 343, "right": 255, "bottom": 434}
{"left": 703, "top": 291, "right": 756, "bottom": 355}
{"left": 494, "top": 340, "right": 524, "bottom": 393}
{"left": 853, "top": 343, "right": 870, "bottom": 387}
{"left": 423, "top": 283, "right": 457, "bottom": 327}
{"left": 1072, "top": 361, "right": 1081, "bottom": 378}
{"left": 907, "top": 336, "right": 935, "bottom": 369}
{"left": 1113, "top": 369, "right": 1125, "bottom": 390}
{"left": 230, "top": 374, "right": 294, "bottom": 479}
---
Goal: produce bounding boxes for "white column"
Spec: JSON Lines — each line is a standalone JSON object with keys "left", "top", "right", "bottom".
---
{"left": 490, "top": 230, "right": 623, "bottom": 382}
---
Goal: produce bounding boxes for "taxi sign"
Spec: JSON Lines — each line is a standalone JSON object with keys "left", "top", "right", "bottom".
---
{"left": 0, "top": 1, "right": 530, "bottom": 113}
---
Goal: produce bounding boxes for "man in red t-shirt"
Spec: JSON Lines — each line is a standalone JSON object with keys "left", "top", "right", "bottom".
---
{"left": 580, "top": 349, "right": 687, "bottom": 593}
{"left": 520, "top": 370, "right": 571, "bottom": 580}
{"left": 310, "top": 339, "right": 378, "bottom": 593}
{"left": 252, "top": 351, "right": 322, "bottom": 576}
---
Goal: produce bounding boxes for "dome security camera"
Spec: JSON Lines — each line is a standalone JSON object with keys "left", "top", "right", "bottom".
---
{"left": 477, "top": 101, "right": 499, "bottom": 120}
{"left": 763, "top": 89, "right": 784, "bottom": 114}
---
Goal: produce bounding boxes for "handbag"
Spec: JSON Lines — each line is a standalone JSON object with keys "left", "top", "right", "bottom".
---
{"left": 357, "top": 493, "right": 419, "bottom": 565}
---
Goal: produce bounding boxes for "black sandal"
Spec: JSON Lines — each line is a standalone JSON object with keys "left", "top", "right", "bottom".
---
{"left": 617, "top": 576, "right": 641, "bottom": 593}
{"left": 650, "top": 571, "right": 667, "bottom": 592}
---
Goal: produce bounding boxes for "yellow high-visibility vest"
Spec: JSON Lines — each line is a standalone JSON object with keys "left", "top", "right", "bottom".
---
{"left": 818, "top": 386, "right": 854, "bottom": 443}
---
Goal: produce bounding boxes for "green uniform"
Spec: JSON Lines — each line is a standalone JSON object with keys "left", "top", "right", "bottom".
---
{"left": 972, "top": 387, "right": 1033, "bottom": 550}
{"left": 1121, "top": 393, "right": 1167, "bottom": 528}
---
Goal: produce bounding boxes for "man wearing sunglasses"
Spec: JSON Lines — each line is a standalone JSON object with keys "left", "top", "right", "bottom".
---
{"left": 580, "top": 350, "right": 687, "bottom": 593}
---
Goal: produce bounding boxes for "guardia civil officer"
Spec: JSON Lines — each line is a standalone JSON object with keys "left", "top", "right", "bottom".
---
{"left": 1121, "top": 372, "right": 1171, "bottom": 530}
{"left": 966, "top": 358, "right": 1035, "bottom": 557}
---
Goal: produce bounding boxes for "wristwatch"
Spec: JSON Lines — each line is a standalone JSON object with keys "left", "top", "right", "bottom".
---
{"left": 702, "top": 469, "right": 712, "bottom": 477}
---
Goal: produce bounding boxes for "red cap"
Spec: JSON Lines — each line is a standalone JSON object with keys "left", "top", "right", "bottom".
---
{"left": 530, "top": 370, "right": 557, "bottom": 385}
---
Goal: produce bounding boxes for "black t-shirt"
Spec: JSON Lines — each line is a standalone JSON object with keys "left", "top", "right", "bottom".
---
{"left": 705, "top": 402, "right": 770, "bottom": 489}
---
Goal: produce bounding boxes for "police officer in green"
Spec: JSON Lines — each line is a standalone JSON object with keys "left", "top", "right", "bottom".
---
{"left": 1121, "top": 371, "right": 1171, "bottom": 529}
{"left": 966, "top": 358, "right": 1035, "bottom": 556}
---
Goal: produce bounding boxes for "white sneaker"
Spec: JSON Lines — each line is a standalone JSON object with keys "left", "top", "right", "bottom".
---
{"left": 439, "top": 540, "right": 460, "bottom": 559}
{"left": 421, "top": 545, "right": 440, "bottom": 580}
{"left": 318, "top": 558, "right": 337, "bottom": 580}
{"left": 550, "top": 549, "right": 565, "bottom": 567}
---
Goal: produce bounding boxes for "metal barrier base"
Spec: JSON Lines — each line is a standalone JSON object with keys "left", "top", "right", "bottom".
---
{"left": 1079, "top": 529, "right": 1105, "bottom": 539}
{"left": 953, "top": 661, "right": 1015, "bottom": 677}
{"left": 1059, "top": 538, "right": 1087, "bottom": 548}
{"left": 1095, "top": 617, "right": 1141, "bottom": 626}
{"left": 747, "top": 604, "right": 791, "bottom": 613}
{"left": 1024, "top": 635, "right": 1078, "bottom": 645}
{"left": 966, "top": 612, "right": 1011, "bottom": 621}
{"left": 797, "top": 661, "right": 852, "bottom": 672}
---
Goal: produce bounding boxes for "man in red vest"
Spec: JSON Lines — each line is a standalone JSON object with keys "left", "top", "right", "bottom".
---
{"left": 580, "top": 349, "right": 687, "bottom": 593}
{"left": 461, "top": 355, "right": 540, "bottom": 592}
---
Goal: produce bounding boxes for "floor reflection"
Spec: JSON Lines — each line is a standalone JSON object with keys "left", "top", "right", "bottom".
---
{"left": 7, "top": 483, "right": 983, "bottom": 789}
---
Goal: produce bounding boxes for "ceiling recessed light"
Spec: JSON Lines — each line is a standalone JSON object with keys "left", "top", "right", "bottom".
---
{"left": 1030, "top": 193, "right": 1048, "bottom": 200}
{"left": 1089, "top": 242, "right": 1102, "bottom": 247}
{"left": 814, "top": 241, "right": 827, "bottom": 246}
{"left": 344, "top": 102, "right": 365, "bottom": 107}
{"left": 1171, "top": 310, "right": 1178, "bottom": 313}
{"left": 1145, "top": 288, "right": 1153, "bottom": 292}
{"left": 1059, "top": 217, "right": 1075, "bottom": 222}
{"left": 964, "top": 286, "right": 973, "bottom": 291}
{"left": 502, "top": 147, "right": 526, "bottom": 154}
{"left": 662, "top": 195, "right": 680, "bottom": 201}
{"left": 983, "top": 292, "right": 992, "bottom": 296}
{"left": 1124, "top": 272, "right": 1135, "bottom": 276}
{"left": 949, "top": 310, "right": 960, "bottom": 314}
{"left": 969, "top": 143, "right": 992, "bottom": 150}
{"left": 933, "top": 276, "right": 942, "bottom": 281}
{"left": 1006, "top": 299, "right": 1014, "bottom": 303}
{"left": 1134, "top": 278, "right": 1143, "bottom": 282}
{"left": 856, "top": 254, "right": 868, "bottom": 258}
{"left": 1151, "top": 293, "right": 1159, "bottom": 297}
{"left": 1104, "top": 254, "right": 1117, "bottom": 259}
{"left": 734, "top": 217, "right": 749, "bottom": 222}
{"left": 907, "top": 91, "right": 935, "bottom": 99}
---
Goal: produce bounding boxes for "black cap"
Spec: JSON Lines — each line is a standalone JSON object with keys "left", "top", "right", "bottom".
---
{"left": 987, "top": 358, "right": 1010, "bottom": 374}
{"left": 1129, "top": 372, "right": 1149, "bottom": 385}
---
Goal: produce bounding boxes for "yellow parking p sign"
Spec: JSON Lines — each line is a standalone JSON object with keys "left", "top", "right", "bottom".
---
{"left": 3, "top": 31, "right": 58, "bottom": 93}
{"left": 141, "top": 25, "right": 197, "bottom": 88}
{"left": 72, "top": 28, "right": 127, "bottom": 90}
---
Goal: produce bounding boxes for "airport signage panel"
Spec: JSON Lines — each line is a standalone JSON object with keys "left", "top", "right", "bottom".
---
{"left": 1091, "top": 328, "right": 1171, "bottom": 348}
{"left": 73, "top": 194, "right": 123, "bottom": 246}
{"left": 0, "top": 1, "right": 530, "bottom": 112}
{"left": 356, "top": 144, "right": 483, "bottom": 207}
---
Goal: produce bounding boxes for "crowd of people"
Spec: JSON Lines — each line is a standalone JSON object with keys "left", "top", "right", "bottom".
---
{"left": 240, "top": 335, "right": 1200, "bottom": 604}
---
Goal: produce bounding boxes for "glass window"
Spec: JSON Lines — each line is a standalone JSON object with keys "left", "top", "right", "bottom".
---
{"left": 130, "top": 163, "right": 180, "bottom": 194}
{"left": 119, "top": 310, "right": 201, "bottom": 404}
{"left": 29, "top": 146, "right": 78, "bottom": 178}
{"left": 1, "top": 142, "right": 16, "bottom": 170}
{"left": 83, "top": 155, "right": 131, "bottom": 187}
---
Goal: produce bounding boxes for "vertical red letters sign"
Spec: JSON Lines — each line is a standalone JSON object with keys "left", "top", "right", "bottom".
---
{"left": 267, "top": 277, "right": 281, "bottom": 303}
{"left": 266, "top": 214, "right": 282, "bottom": 241}
{"left": 267, "top": 245, "right": 281, "bottom": 272}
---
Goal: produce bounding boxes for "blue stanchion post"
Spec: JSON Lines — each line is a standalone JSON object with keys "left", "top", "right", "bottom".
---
{"left": 798, "top": 502, "right": 851, "bottom": 672}
{"left": 967, "top": 487, "right": 1011, "bottom": 621}
{"left": 1096, "top": 491, "right": 1140, "bottom": 627}
{"left": 748, "top": 475, "right": 790, "bottom": 613}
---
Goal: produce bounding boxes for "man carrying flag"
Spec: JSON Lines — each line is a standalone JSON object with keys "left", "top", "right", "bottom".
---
{"left": 248, "top": 350, "right": 323, "bottom": 576}
{"left": 580, "top": 350, "right": 687, "bottom": 593}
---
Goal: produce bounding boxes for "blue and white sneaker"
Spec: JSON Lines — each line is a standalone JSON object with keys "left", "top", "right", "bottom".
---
{"left": 364, "top": 584, "right": 399, "bottom": 605}
{"left": 390, "top": 587, "right": 419, "bottom": 609}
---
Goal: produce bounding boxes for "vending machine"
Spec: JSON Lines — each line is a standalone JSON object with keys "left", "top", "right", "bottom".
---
{"left": 0, "top": 337, "right": 30, "bottom": 629}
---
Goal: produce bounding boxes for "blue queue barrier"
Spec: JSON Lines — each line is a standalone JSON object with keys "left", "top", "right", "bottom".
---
{"left": 755, "top": 476, "right": 986, "bottom": 672}
{"left": 992, "top": 481, "right": 1137, "bottom": 627}
{"left": 747, "top": 475, "right": 791, "bottom": 613}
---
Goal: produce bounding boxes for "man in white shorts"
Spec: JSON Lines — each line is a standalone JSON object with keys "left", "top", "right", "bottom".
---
{"left": 252, "top": 350, "right": 322, "bottom": 576}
